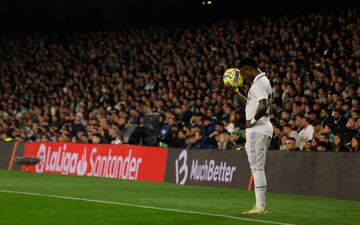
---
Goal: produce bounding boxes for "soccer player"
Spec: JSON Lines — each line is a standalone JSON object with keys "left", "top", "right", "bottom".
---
{"left": 231, "top": 58, "right": 273, "bottom": 215}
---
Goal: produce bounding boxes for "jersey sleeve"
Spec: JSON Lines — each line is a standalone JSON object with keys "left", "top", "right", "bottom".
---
{"left": 252, "top": 82, "right": 268, "bottom": 101}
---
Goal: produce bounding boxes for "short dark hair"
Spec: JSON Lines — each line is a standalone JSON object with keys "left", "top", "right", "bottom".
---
{"left": 294, "top": 101, "right": 302, "bottom": 107}
{"left": 303, "top": 117, "right": 311, "bottom": 123}
{"left": 286, "top": 137, "right": 296, "bottom": 142}
{"left": 238, "top": 57, "right": 258, "bottom": 68}
{"left": 204, "top": 116, "right": 212, "bottom": 121}
{"left": 318, "top": 141, "right": 328, "bottom": 148}
{"left": 320, "top": 133, "right": 329, "bottom": 138}
{"left": 313, "top": 120, "right": 322, "bottom": 126}
{"left": 216, "top": 121, "right": 223, "bottom": 126}
{"left": 321, "top": 108, "right": 329, "bottom": 113}
{"left": 334, "top": 133, "right": 344, "bottom": 144}
{"left": 283, "top": 110, "right": 291, "bottom": 115}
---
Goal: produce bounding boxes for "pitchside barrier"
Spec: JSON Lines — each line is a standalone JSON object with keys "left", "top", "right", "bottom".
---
{"left": 164, "top": 149, "right": 250, "bottom": 188}
{"left": 0, "top": 141, "right": 359, "bottom": 201}
{"left": 165, "top": 149, "right": 360, "bottom": 201}
{"left": 0, "top": 141, "right": 24, "bottom": 171}
{"left": 22, "top": 142, "right": 168, "bottom": 182}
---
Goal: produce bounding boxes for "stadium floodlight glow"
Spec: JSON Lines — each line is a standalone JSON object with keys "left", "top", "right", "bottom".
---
{"left": 202, "top": 1, "right": 206, "bottom": 5}
{"left": 207, "top": 1, "right": 212, "bottom": 4}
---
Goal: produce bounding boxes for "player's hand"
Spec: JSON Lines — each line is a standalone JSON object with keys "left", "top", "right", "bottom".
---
{"left": 245, "top": 120, "right": 253, "bottom": 129}
{"left": 232, "top": 87, "right": 240, "bottom": 94}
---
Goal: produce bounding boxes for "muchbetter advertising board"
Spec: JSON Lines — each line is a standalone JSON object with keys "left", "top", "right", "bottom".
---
{"left": 165, "top": 149, "right": 251, "bottom": 188}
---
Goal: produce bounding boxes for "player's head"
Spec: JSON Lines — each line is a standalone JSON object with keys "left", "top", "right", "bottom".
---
{"left": 237, "top": 57, "right": 259, "bottom": 83}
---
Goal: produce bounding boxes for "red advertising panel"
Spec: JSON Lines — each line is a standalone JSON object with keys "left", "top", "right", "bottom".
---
{"left": 23, "top": 142, "right": 168, "bottom": 182}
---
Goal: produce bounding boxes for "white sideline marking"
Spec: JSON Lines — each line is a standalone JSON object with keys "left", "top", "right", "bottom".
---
{"left": 0, "top": 189, "right": 294, "bottom": 225}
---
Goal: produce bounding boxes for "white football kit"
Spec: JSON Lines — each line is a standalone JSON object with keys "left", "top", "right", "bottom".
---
{"left": 244, "top": 71, "right": 273, "bottom": 209}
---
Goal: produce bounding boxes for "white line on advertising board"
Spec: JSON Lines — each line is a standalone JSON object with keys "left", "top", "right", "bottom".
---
{"left": 0, "top": 189, "right": 294, "bottom": 225}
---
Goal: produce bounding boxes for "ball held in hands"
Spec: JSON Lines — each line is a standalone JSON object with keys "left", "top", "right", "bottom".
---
{"left": 223, "top": 68, "right": 243, "bottom": 88}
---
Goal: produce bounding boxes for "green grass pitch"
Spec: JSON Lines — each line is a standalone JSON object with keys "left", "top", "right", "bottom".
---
{"left": 0, "top": 170, "right": 359, "bottom": 225}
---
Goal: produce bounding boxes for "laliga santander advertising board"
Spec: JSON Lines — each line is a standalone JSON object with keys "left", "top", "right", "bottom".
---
{"left": 23, "top": 142, "right": 168, "bottom": 182}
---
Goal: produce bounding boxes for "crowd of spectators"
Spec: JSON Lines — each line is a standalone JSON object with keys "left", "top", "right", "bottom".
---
{"left": 0, "top": 9, "right": 359, "bottom": 152}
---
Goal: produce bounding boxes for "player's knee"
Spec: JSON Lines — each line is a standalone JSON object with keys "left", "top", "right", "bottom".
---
{"left": 251, "top": 168, "right": 257, "bottom": 175}
{"left": 251, "top": 168, "right": 265, "bottom": 174}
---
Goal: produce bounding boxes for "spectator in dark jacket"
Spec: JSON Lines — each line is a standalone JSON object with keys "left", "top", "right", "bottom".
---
{"left": 331, "top": 109, "right": 347, "bottom": 134}
{"left": 170, "top": 130, "right": 187, "bottom": 148}
{"left": 332, "top": 134, "right": 349, "bottom": 152}
{"left": 0, "top": 9, "right": 359, "bottom": 150}
{"left": 349, "top": 136, "right": 360, "bottom": 152}
{"left": 344, "top": 118, "right": 358, "bottom": 143}
{"left": 285, "top": 137, "right": 300, "bottom": 151}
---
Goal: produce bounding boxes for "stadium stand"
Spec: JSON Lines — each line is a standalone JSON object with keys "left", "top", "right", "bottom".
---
{"left": 0, "top": 9, "right": 359, "bottom": 151}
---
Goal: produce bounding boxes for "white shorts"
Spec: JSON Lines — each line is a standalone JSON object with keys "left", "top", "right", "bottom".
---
{"left": 245, "top": 132, "right": 271, "bottom": 171}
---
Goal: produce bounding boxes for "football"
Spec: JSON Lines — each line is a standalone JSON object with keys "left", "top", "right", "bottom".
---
{"left": 223, "top": 68, "right": 243, "bottom": 88}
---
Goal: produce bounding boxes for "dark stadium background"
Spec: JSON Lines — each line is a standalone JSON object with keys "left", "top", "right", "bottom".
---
{"left": 0, "top": 1, "right": 360, "bottom": 225}
{"left": 0, "top": 0, "right": 357, "bottom": 32}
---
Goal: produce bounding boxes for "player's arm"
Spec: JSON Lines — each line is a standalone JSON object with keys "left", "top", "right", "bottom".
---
{"left": 246, "top": 99, "right": 268, "bottom": 128}
{"left": 246, "top": 83, "right": 268, "bottom": 128}
{"left": 231, "top": 87, "right": 247, "bottom": 106}
{"left": 253, "top": 99, "right": 268, "bottom": 121}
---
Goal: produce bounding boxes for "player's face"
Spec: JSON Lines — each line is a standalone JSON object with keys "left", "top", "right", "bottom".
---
{"left": 240, "top": 66, "right": 253, "bottom": 84}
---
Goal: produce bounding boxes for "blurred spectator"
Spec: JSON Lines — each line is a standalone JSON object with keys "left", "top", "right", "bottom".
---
{"left": 319, "top": 133, "right": 332, "bottom": 151}
{"left": 320, "top": 109, "right": 333, "bottom": 128}
{"left": 270, "top": 125, "right": 281, "bottom": 150}
{"left": 71, "top": 114, "right": 86, "bottom": 138}
{"left": 331, "top": 109, "right": 347, "bottom": 134}
{"left": 284, "top": 137, "right": 300, "bottom": 151}
{"left": 317, "top": 142, "right": 328, "bottom": 152}
{"left": 322, "top": 124, "right": 335, "bottom": 144}
{"left": 170, "top": 130, "right": 187, "bottom": 148}
{"left": 298, "top": 117, "right": 314, "bottom": 149}
{"left": 312, "top": 120, "right": 323, "bottom": 139}
{"left": 109, "top": 128, "right": 123, "bottom": 144}
{"left": 332, "top": 134, "right": 349, "bottom": 152}
{"left": 279, "top": 135, "right": 287, "bottom": 151}
{"left": 91, "top": 133, "right": 102, "bottom": 144}
{"left": 227, "top": 130, "right": 245, "bottom": 150}
{"left": 349, "top": 137, "right": 360, "bottom": 152}
{"left": 292, "top": 114, "right": 304, "bottom": 133}
{"left": 311, "top": 138, "right": 319, "bottom": 151}
{"left": 217, "top": 132, "right": 230, "bottom": 151}
{"left": 344, "top": 118, "right": 358, "bottom": 143}
{"left": 0, "top": 9, "right": 359, "bottom": 151}
{"left": 303, "top": 140, "right": 313, "bottom": 152}
{"left": 77, "top": 131, "right": 89, "bottom": 144}
{"left": 351, "top": 110, "right": 360, "bottom": 120}
{"left": 283, "top": 124, "right": 300, "bottom": 148}
{"left": 191, "top": 130, "right": 208, "bottom": 149}
{"left": 202, "top": 117, "right": 218, "bottom": 148}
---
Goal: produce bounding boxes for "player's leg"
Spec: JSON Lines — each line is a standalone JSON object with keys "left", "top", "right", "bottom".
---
{"left": 253, "top": 133, "right": 270, "bottom": 209}
{"left": 244, "top": 132, "right": 271, "bottom": 215}
{"left": 244, "top": 132, "right": 263, "bottom": 213}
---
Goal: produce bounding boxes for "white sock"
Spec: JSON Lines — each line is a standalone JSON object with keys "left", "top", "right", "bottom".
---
{"left": 252, "top": 169, "right": 267, "bottom": 209}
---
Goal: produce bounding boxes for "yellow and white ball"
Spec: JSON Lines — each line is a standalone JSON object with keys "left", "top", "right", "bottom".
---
{"left": 223, "top": 68, "right": 243, "bottom": 88}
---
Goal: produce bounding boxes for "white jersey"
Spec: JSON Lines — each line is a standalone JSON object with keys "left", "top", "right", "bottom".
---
{"left": 298, "top": 124, "right": 314, "bottom": 149}
{"left": 245, "top": 72, "right": 273, "bottom": 137}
